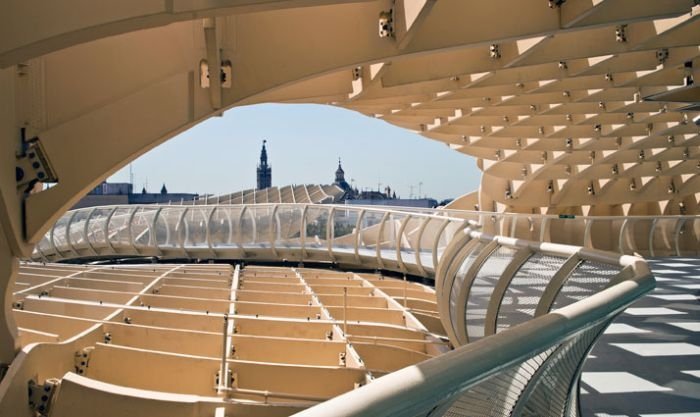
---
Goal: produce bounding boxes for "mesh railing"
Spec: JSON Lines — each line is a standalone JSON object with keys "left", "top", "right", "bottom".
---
{"left": 38, "top": 204, "right": 700, "bottom": 263}
{"left": 496, "top": 253, "right": 566, "bottom": 333}
{"left": 32, "top": 204, "right": 474, "bottom": 278}
{"left": 34, "top": 203, "right": 655, "bottom": 417}
{"left": 292, "top": 228, "right": 653, "bottom": 417}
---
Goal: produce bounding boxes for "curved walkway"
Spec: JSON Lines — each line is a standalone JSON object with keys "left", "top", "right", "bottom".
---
{"left": 33, "top": 204, "right": 700, "bottom": 272}
{"left": 33, "top": 204, "right": 475, "bottom": 278}
{"left": 25, "top": 203, "right": 662, "bottom": 416}
{"left": 581, "top": 257, "right": 700, "bottom": 416}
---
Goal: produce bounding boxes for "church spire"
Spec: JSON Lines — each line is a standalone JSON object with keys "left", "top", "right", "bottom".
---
{"left": 257, "top": 140, "right": 272, "bottom": 189}
{"left": 260, "top": 139, "right": 268, "bottom": 166}
{"left": 335, "top": 157, "right": 345, "bottom": 183}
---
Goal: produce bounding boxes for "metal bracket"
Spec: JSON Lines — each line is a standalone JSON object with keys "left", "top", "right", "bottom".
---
{"left": 28, "top": 378, "right": 60, "bottom": 416}
{"left": 16, "top": 128, "right": 58, "bottom": 195}
{"left": 199, "top": 59, "right": 232, "bottom": 89}
{"left": 378, "top": 9, "right": 394, "bottom": 38}
{"left": 489, "top": 44, "right": 501, "bottom": 59}
{"left": 215, "top": 369, "right": 236, "bottom": 389}
{"left": 74, "top": 347, "right": 94, "bottom": 376}
{"left": 615, "top": 25, "right": 627, "bottom": 43}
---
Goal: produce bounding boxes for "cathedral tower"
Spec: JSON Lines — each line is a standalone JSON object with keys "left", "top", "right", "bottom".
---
{"left": 256, "top": 140, "right": 272, "bottom": 189}
{"left": 334, "top": 158, "right": 352, "bottom": 192}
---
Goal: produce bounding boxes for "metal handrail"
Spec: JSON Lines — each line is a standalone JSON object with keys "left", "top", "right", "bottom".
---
{"left": 29, "top": 202, "right": 659, "bottom": 417}
{"left": 291, "top": 227, "right": 654, "bottom": 417}
{"left": 35, "top": 204, "right": 698, "bottom": 271}
{"left": 34, "top": 204, "right": 482, "bottom": 278}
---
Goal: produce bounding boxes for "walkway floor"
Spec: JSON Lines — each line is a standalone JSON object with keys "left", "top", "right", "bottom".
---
{"left": 582, "top": 257, "right": 700, "bottom": 417}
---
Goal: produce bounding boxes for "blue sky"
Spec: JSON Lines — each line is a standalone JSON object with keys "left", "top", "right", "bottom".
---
{"left": 109, "top": 104, "right": 480, "bottom": 201}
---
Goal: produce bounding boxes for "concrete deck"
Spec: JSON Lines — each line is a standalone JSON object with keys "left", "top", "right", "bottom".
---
{"left": 582, "top": 258, "right": 700, "bottom": 417}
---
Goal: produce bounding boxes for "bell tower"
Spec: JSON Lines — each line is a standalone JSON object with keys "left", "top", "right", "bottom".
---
{"left": 256, "top": 140, "right": 272, "bottom": 189}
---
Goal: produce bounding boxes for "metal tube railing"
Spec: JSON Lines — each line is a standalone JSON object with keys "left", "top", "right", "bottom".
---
{"left": 33, "top": 204, "right": 699, "bottom": 273}
{"left": 291, "top": 231, "right": 653, "bottom": 417}
{"left": 27, "top": 202, "right": 663, "bottom": 417}
{"left": 37, "top": 204, "right": 483, "bottom": 276}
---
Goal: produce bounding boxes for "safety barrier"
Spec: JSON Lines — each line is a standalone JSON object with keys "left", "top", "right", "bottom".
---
{"left": 35, "top": 205, "right": 699, "bottom": 271}
{"left": 30, "top": 203, "right": 656, "bottom": 416}
{"left": 292, "top": 228, "right": 654, "bottom": 417}
{"left": 33, "top": 204, "right": 475, "bottom": 278}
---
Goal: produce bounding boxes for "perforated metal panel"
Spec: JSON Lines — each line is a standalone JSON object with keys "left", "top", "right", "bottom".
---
{"left": 518, "top": 322, "right": 606, "bottom": 417}
{"left": 497, "top": 254, "right": 567, "bottom": 333}
{"left": 449, "top": 242, "right": 487, "bottom": 334}
{"left": 440, "top": 349, "right": 553, "bottom": 417}
{"left": 551, "top": 261, "right": 621, "bottom": 311}
{"left": 465, "top": 246, "right": 517, "bottom": 342}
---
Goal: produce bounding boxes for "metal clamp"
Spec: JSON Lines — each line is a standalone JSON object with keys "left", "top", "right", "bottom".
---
{"left": 74, "top": 347, "right": 94, "bottom": 375}
{"left": 16, "top": 128, "right": 58, "bottom": 194}
{"left": 28, "top": 378, "right": 60, "bottom": 416}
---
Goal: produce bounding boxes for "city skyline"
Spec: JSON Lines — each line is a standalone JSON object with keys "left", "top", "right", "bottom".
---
{"left": 108, "top": 104, "right": 480, "bottom": 201}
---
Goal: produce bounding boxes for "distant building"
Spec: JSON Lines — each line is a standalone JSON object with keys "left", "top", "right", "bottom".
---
{"left": 344, "top": 198, "right": 438, "bottom": 209}
{"left": 332, "top": 160, "right": 438, "bottom": 206}
{"left": 332, "top": 159, "right": 401, "bottom": 202}
{"left": 210, "top": 152, "right": 439, "bottom": 208}
{"left": 256, "top": 140, "right": 272, "bottom": 190}
{"left": 181, "top": 150, "right": 441, "bottom": 208}
{"left": 72, "top": 181, "right": 198, "bottom": 209}
{"left": 334, "top": 158, "right": 352, "bottom": 192}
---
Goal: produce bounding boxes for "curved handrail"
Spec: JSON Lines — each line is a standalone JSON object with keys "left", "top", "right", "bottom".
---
{"left": 34, "top": 204, "right": 699, "bottom": 273}
{"left": 292, "top": 225, "right": 654, "bottom": 417}
{"left": 33, "top": 204, "right": 481, "bottom": 278}
{"left": 28, "top": 202, "right": 658, "bottom": 417}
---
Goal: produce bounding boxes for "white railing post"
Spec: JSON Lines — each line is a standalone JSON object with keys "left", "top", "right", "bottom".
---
{"left": 64, "top": 210, "right": 80, "bottom": 257}
{"left": 375, "top": 212, "right": 390, "bottom": 270}
{"left": 152, "top": 207, "right": 165, "bottom": 255}
{"left": 354, "top": 210, "right": 365, "bottom": 264}
{"left": 395, "top": 215, "right": 412, "bottom": 273}
{"left": 648, "top": 218, "right": 658, "bottom": 257}
{"left": 300, "top": 204, "right": 309, "bottom": 261}
{"left": 509, "top": 215, "right": 517, "bottom": 237}
{"left": 326, "top": 207, "right": 335, "bottom": 261}
{"left": 235, "top": 206, "right": 246, "bottom": 249}
{"left": 83, "top": 208, "right": 98, "bottom": 256}
{"left": 206, "top": 206, "right": 217, "bottom": 257}
{"left": 539, "top": 217, "right": 550, "bottom": 242}
{"left": 177, "top": 207, "right": 189, "bottom": 258}
{"left": 673, "top": 218, "right": 686, "bottom": 257}
{"left": 431, "top": 220, "right": 451, "bottom": 272}
{"left": 270, "top": 205, "right": 279, "bottom": 258}
{"left": 414, "top": 217, "right": 430, "bottom": 277}
{"left": 127, "top": 207, "right": 140, "bottom": 253}
{"left": 583, "top": 219, "right": 593, "bottom": 248}
{"left": 103, "top": 207, "right": 119, "bottom": 254}
{"left": 618, "top": 219, "right": 629, "bottom": 255}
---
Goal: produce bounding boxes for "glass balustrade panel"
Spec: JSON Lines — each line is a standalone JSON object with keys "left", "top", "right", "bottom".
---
{"left": 107, "top": 208, "right": 134, "bottom": 248}
{"left": 304, "top": 206, "right": 330, "bottom": 250}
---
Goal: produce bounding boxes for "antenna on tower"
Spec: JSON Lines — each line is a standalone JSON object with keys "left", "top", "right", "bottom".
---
{"left": 129, "top": 164, "right": 134, "bottom": 186}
